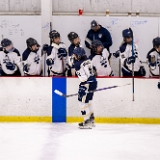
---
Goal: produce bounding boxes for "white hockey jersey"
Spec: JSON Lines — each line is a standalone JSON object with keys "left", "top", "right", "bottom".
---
{"left": 24, "top": 53, "right": 41, "bottom": 75}
{"left": 0, "top": 50, "right": 22, "bottom": 75}
{"left": 22, "top": 48, "right": 42, "bottom": 76}
{"left": 91, "top": 48, "right": 112, "bottom": 76}
{"left": 46, "top": 42, "right": 68, "bottom": 76}
{"left": 120, "top": 43, "right": 142, "bottom": 72}
{"left": 74, "top": 58, "right": 95, "bottom": 82}
{"left": 147, "top": 48, "right": 160, "bottom": 76}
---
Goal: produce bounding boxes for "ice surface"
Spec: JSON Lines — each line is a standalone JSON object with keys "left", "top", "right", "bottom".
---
{"left": 0, "top": 123, "right": 160, "bottom": 160}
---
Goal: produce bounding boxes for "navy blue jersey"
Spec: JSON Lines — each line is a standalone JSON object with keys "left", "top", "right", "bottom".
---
{"left": 68, "top": 44, "right": 76, "bottom": 57}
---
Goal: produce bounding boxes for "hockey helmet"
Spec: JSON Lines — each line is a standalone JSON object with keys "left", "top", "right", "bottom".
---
{"left": 49, "top": 30, "right": 60, "bottom": 39}
{"left": 1, "top": 38, "right": 12, "bottom": 48}
{"left": 91, "top": 40, "right": 103, "bottom": 53}
{"left": 68, "top": 32, "right": 79, "bottom": 43}
{"left": 152, "top": 37, "right": 160, "bottom": 48}
{"left": 26, "top": 38, "right": 40, "bottom": 48}
{"left": 122, "top": 29, "right": 133, "bottom": 38}
{"left": 73, "top": 47, "right": 86, "bottom": 60}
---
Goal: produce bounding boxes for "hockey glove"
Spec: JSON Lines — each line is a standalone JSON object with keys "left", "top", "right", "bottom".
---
{"left": 78, "top": 85, "right": 87, "bottom": 102}
{"left": 42, "top": 44, "right": 49, "bottom": 52}
{"left": 58, "top": 48, "right": 67, "bottom": 59}
{"left": 23, "top": 64, "right": 29, "bottom": 74}
{"left": 6, "top": 62, "right": 16, "bottom": 71}
{"left": 113, "top": 50, "right": 120, "bottom": 58}
{"left": 46, "top": 58, "right": 54, "bottom": 66}
{"left": 127, "top": 56, "right": 135, "bottom": 64}
{"left": 66, "top": 63, "right": 71, "bottom": 71}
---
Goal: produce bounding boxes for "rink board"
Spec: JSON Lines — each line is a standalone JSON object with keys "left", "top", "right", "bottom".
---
{"left": 66, "top": 78, "right": 160, "bottom": 124}
{"left": 0, "top": 77, "right": 52, "bottom": 122}
{"left": 0, "top": 77, "right": 160, "bottom": 123}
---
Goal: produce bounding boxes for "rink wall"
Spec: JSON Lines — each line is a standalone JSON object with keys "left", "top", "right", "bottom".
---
{"left": 0, "top": 78, "right": 52, "bottom": 122}
{"left": 67, "top": 78, "right": 160, "bottom": 124}
{"left": 0, "top": 77, "right": 160, "bottom": 124}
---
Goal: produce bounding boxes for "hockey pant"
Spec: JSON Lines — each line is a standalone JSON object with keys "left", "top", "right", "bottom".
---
{"left": 78, "top": 81, "right": 97, "bottom": 120}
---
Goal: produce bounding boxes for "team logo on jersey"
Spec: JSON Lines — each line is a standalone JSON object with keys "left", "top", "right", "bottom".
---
{"left": 98, "top": 34, "right": 102, "bottom": 38}
{"left": 34, "top": 55, "right": 40, "bottom": 64}
{"left": 3, "top": 55, "right": 16, "bottom": 70}
{"left": 100, "top": 56, "right": 107, "bottom": 68}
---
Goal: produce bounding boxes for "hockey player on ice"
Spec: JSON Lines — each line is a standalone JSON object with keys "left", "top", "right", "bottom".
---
{"left": 67, "top": 32, "right": 82, "bottom": 76}
{"left": 0, "top": 38, "right": 22, "bottom": 76}
{"left": 22, "top": 38, "right": 42, "bottom": 76}
{"left": 44, "top": 30, "right": 68, "bottom": 76}
{"left": 91, "top": 40, "right": 114, "bottom": 77}
{"left": 114, "top": 28, "right": 146, "bottom": 77}
{"left": 147, "top": 37, "right": 160, "bottom": 77}
{"left": 72, "top": 47, "right": 97, "bottom": 129}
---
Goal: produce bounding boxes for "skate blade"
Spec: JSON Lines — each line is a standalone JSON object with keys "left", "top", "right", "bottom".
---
{"left": 79, "top": 126, "right": 92, "bottom": 129}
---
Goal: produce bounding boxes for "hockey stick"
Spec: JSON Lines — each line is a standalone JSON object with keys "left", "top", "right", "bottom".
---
{"left": 54, "top": 83, "right": 131, "bottom": 98}
{"left": 129, "top": 28, "right": 135, "bottom": 101}
{"left": 47, "top": 22, "right": 52, "bottom": 77}
{"left": 159, "top": 64, "right": 160, "bottom": 82}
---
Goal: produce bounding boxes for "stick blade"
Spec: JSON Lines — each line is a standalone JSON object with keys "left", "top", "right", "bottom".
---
{"left": 54, "top": 90, "right": 63, "bottom": 96}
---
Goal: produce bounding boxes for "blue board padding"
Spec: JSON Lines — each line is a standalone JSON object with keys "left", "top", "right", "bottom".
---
{"left": 52, "top": 78, "right": 66, "bottom": 122}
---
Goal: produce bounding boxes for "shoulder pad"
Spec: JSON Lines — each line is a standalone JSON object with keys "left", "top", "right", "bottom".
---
{"left": 74, "top": 60, "right": 84, "bottom": 71}
{"left": 59, "top": 42, "right": 66, "bottom": 48}
{"left": 13, "top": 48, "right": 20, "bottom": 56}
{"left": 102, "top": 48, "right": 108, "bottom": 54}
{"left": 120, "top": 43, "right": 127, "bottom": 53}
{"left": 52, "top": 43, "right": 59, "bottom": 49}
{"left": 22, "top": 48, "right": 31, "bottom": 61}
{"left": 47, "top": 46, "right": 54, "bottom": 56}
{"left": 147, "top": 48, "right": 156, "bottom": 59}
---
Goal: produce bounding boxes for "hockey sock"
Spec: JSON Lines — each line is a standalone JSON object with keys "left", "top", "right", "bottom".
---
{"left": 79, "top": 102, "right": 91, "bottom": 121}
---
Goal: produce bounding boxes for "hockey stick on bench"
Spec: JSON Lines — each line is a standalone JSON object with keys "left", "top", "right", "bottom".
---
{"left": 54, "top": 83, "right": 131, "bottom": 98}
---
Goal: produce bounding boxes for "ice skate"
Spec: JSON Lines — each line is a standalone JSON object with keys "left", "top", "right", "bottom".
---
{"left": 79, "top": 119, "right": 92, "bottom": 129}
{"left": 90, "top": 113, "right": 95, "bottom": 127}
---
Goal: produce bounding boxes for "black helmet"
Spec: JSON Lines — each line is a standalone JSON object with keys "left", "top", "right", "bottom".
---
{"left": 26, "top": 38, "right": 40, "bottom": 48}
{"left": 1, "top": 38, "right": 12, "bottom": 48}
{"left": 68, "top": 32, "right": 79, "bottom": 43}
{"left": 152, "top": 37, "right": 160, "bottom": 48}
{"left": 91, "top": 40, "right": 103, "bottom": 53}
{"left": 122, "top": 29, "right": 133, "bottom": 38}
{"left": 49, "top": 30, "right": 60, "bottom": 39}
{"left": 73, "top": 47, "right": 86, "bottom": 60}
